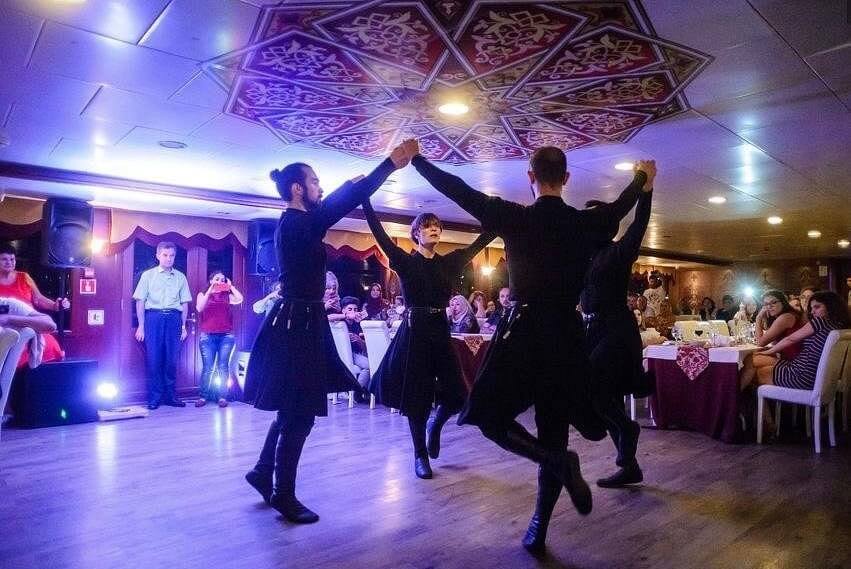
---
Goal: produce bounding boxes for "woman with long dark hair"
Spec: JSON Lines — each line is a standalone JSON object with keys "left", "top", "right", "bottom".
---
{"left": 362, "top": 199, "right": 494, "bottom": 479}
{"left": 739, "top": 290, "right": 805, "bottom": 389}
{"left": 742, "top": 291, "right": 850, "bottom": 390}
{"left": 363, "top": 282, "right": 388, "bottom": 320}
{"left": 242, "top": 140, "right": 413, "bottom": 524}
{"left": 195, "top": 270, "right": 243, "bottom": 407}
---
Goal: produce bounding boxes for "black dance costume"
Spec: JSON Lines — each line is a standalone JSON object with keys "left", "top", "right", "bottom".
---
{"left": 580, "top": 191, "right": 653, "bottom": 487}
{"left": 412, "top": 154, "right": 646, "bottom": 553}
{"left": 243, "top": 158, "right": 396, "bottom": 523}
{"left": 362, "top": 200, "right": 494, "bottom": 478}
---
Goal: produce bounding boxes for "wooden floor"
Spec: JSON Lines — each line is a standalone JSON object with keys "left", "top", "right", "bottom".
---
{"left": 1, "top": 401, "right": 849, "bottom": 569}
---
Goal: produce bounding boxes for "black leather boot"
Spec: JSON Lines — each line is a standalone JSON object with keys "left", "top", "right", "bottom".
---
{"left": 270, "top": 419, "right": 318, "bottom": 524}
{"left": 522, "top": 466, "right": 562, "bottom": 555}
{"left": 246, "top": 419, "right": 279, "bottom": 504}
{"left": 245, "top": 468, "right": 273, "bottom": 504}
{"left": 490, "top": 423, "right": 592, "bottom": 516}
{"left": 414, "top": 454, "right": 433, "bottom": 479}
{"left": 597, "top": 461, "right": 643, "bottom": 488}
{"left": 426, "top": 405, "right": 453, "bottom": 459}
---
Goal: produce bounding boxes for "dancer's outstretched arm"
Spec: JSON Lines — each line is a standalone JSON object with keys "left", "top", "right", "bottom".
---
{"left": 615, "top": 190, "right": 653, "bottom": 263}
{"left": 316, "top": 143, "right": 412, "bottom": 231}
{"left": 411, "top": 155, "right": 520, "bottom": 232}
{"left": 362, "top": 199, "right": 410, "bottom": 269}
{"left": 448, "top": 231, "right": 498, "bottom": 270}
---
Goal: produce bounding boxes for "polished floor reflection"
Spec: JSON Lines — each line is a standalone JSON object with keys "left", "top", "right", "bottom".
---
{"left": 1, "top": 402, "right": 849, "bottom": 569}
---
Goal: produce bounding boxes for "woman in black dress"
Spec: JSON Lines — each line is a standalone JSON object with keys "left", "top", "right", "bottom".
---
{"left": 242, "top": 141, "right": 412, "bottom": 523}
{"left": 362, "top": 199, "right": 494, "bottom": 479}
{"left": 580, "top": 189, "right": 653, "bottom": 489}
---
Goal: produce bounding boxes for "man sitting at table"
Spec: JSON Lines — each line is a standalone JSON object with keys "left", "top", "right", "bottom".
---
{"left": 341, "top": 296, "right": 370, "bottom": 395}
{"left": 481, "top": 287, "right": 511, "bottom": 334}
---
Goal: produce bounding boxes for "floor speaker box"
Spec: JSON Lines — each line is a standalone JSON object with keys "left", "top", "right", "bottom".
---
{"left": 15, "top": 359, "right": 100, "bottom": 428}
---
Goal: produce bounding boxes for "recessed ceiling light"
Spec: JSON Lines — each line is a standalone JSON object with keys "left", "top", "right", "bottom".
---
{"left": 614, "top": 162, "right": 634, "bottom": 171}
{"left": 158, "top": 140, "right": 187, "bottom": 149}
{"left": 708, "top": 196, "right": 727, "bottom": 204}
{"left": 767, "top": 216, "right": 783, "bottom": 225}
{"left": 839, "top": 239, "right": 850, "bottom": 248}
{"left": 438, "top": 102, "right": 469, "bottom": 116}
{"left": 807, "top": 230, "right": 821, "bottom": 238}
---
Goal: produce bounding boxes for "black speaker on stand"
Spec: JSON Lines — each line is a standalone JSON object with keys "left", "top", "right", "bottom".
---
{"left": 41, "top": 198, "right": 93, "bottom": 335}
{"left": 248, "top": 220, "right": 279, "bottom": 276}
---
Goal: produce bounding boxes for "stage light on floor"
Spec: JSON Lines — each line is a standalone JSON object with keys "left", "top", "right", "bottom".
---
{"left": 91, "top": 238, "right": 106, "bottom": 254}
{"left": 96, "top": 382, "right": 118, "bottom": 400}
{"left": 59, "top": 408, "right": 68, "bottom": 420}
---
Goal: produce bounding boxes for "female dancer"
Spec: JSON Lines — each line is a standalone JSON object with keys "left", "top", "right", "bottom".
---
{"left": 242, "top": 140, "right": 412, "bottom": 524}
{"left": 362, "top": 199, "right": 494, "bottom": 479}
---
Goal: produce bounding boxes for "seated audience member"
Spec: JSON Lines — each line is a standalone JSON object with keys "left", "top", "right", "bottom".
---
{"left": 363, "top": 282, "right": 389, "bottom": 320}
{"left": 698, "top": 296, "right": 717, "bottom": 321}
{"left": 636, "top": 295, "right": 649, "bottom": 325}
{"left": 485, "top": 300, "right": 496, "bottom": 317}
{"left": 341, "top": 296, "right": 370, "bottom": 393}
{"left": 677, "top": 297, "right": 693, "bottom": 315}
{"left": 481, "top": 287, "right": 511, "bottom": 334}
{"left": 787, "top": 294, "right": 800, "bottom": 311}
{"left": 740, "top": 291, "right": 850, "bottom": 391}
{"left": 252, "top": 281, "right": 281, "bottom": 316}
{"left": 0, "top": 297, "right": 58, "bottom": 368}
{"left": 715, "top": 294, "right": 737, "bottom": 322}
{"left": 386, "top": 295, "right": 406, "bottom": 326}
{"left": 734, "top": 297, "right": 759, "bottom": 323}
{"left": 448, "top": 295, "right": 479, "bottom": 334}
{"left": 645, "top": 300, "right": 675, "bottom": 338}
{"left": 468, "top": 290, "right": 487, "bottom": 318}
{"left": 0, "top": 243, "right": 65, "bottom": 365}
{"left": 799, "top": 287, "right": 815, "bottom": 320}
{"left": 325, "top": 271, "right": 345, "bottom": 322}
{"left": 740, "top": 290, "right": 805, "bottom": 388}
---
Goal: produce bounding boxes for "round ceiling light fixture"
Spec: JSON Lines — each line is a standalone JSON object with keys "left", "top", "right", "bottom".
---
{"left": 614, "top": 162, "right": 634, "bottom": 171}
{"left": 767, "top": 216, "right": 783, "bottom": 225}
{"left": 438, "top": 102, "right": 469, "bottom": 116}
{"left": 807, "top": 230, "right": 821, "bottom": 239}
{"left": 708, "top": 196, "right": 727, "bottom": 204}
{"left": 838, "top": 239, "right": 850, "bottom": 249}
{"left": 158, "top": 140, "right": 187, "bottom": 149}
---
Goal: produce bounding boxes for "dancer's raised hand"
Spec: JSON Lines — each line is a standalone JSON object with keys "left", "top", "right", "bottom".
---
{"left": 634, "top": 160, "right": 657, "bottom": 191}
{"left": 402, "top": 138, "right": 420, "bottom": 160}
{"left": 390, "top": 140, "right": 414, "bottom": 169}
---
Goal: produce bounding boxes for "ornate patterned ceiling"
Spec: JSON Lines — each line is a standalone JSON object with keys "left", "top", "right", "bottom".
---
{"left": 203, "top": 1, "right": 712, "bottom": 164}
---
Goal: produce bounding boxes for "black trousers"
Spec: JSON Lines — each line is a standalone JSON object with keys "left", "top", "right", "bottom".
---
{"left": 143, "top": 309, "right": 182, "bottom": 405}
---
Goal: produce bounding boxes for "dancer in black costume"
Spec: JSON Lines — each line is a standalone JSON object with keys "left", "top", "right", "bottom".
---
{"left": 362, "top": 196, "right": 494, "bottom": 479}
{"left": 243, "top": 140, "right": 414, "bottom": 523}
{"left": 580, "top": 175, "right": 655, "bottom": 489}
{"left": 411, "top": 146, "right": 654, "bottom": 554}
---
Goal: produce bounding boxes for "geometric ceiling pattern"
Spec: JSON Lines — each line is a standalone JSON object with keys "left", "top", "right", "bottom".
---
{"left": 203, "top": 0, "right": 712, "bottom": 164}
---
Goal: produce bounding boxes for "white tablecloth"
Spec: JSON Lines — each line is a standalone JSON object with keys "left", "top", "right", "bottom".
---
{"left": 644, "top": 343, "right": 760, "bottom": 368}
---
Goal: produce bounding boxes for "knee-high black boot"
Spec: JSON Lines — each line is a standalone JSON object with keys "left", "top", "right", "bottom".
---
{"left": 522, "top": 466, "right": 562, "bottom": 554}
{"left": 482, "top": 421, "right": 591, "bottom": 515}
{"left": 426, "top": 404, "right": 454, "bottom": 459}
{"left": 245, "top": 418, "right": 278, "bottom": 504}
{"left": 408, "top": 415, "right": 432, "bottom": 479}
{"left": 270, "top": 415, "right": 318, "bottom": 523}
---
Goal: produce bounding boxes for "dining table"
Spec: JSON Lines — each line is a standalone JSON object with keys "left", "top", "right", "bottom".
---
{"left": 645, "top": 342, "right": 761, "bottom": 443}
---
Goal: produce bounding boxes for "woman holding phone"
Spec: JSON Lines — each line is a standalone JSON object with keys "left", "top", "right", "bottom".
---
{"left": 196, "top": 271, "right": 244, "bottom": 407}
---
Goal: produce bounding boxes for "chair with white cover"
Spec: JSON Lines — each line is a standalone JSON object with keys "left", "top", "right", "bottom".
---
{"left": 0, "top": 327, "right": 36, "bottom": 441}
{"left": 672, "top": 320, "right": 712, "bottom": 341}
{"left": 757, "top": 329, "right": 851, "bottom": 453}
{"left": 329, "top": 321, "right": 359, "bottom": 407}
{"left": 360, "top": 321, "right": 393, "bottom": 410}
{"left": 708, "top": 320, "right": 731, "bottom": 336}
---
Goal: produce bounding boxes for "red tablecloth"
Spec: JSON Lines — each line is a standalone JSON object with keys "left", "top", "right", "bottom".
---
{"left": 648, "top": 357, "right": 744, "bottom": 443}
{"left": 450, "top": 335, "right": 490, "bottom": 393}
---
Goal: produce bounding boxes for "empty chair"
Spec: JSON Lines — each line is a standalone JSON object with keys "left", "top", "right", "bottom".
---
{"left": 757, "top": 329, "right": 851, "bottom": 453}
{"left": 360, "top": 321, "right": 392, "bottom": 409}
{"left": 329, "top": 321, "right": 358, "bottom": 407}
{"left": 708, "top": 320, "right": 731, "bottom": 336}
{"left": 672, "top": 320, "right": 712, "bottom": 340}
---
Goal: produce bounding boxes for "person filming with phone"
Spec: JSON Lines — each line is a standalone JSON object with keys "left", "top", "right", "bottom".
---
{"left": 196, "top": 270, "right": 244, "bottom": 407}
